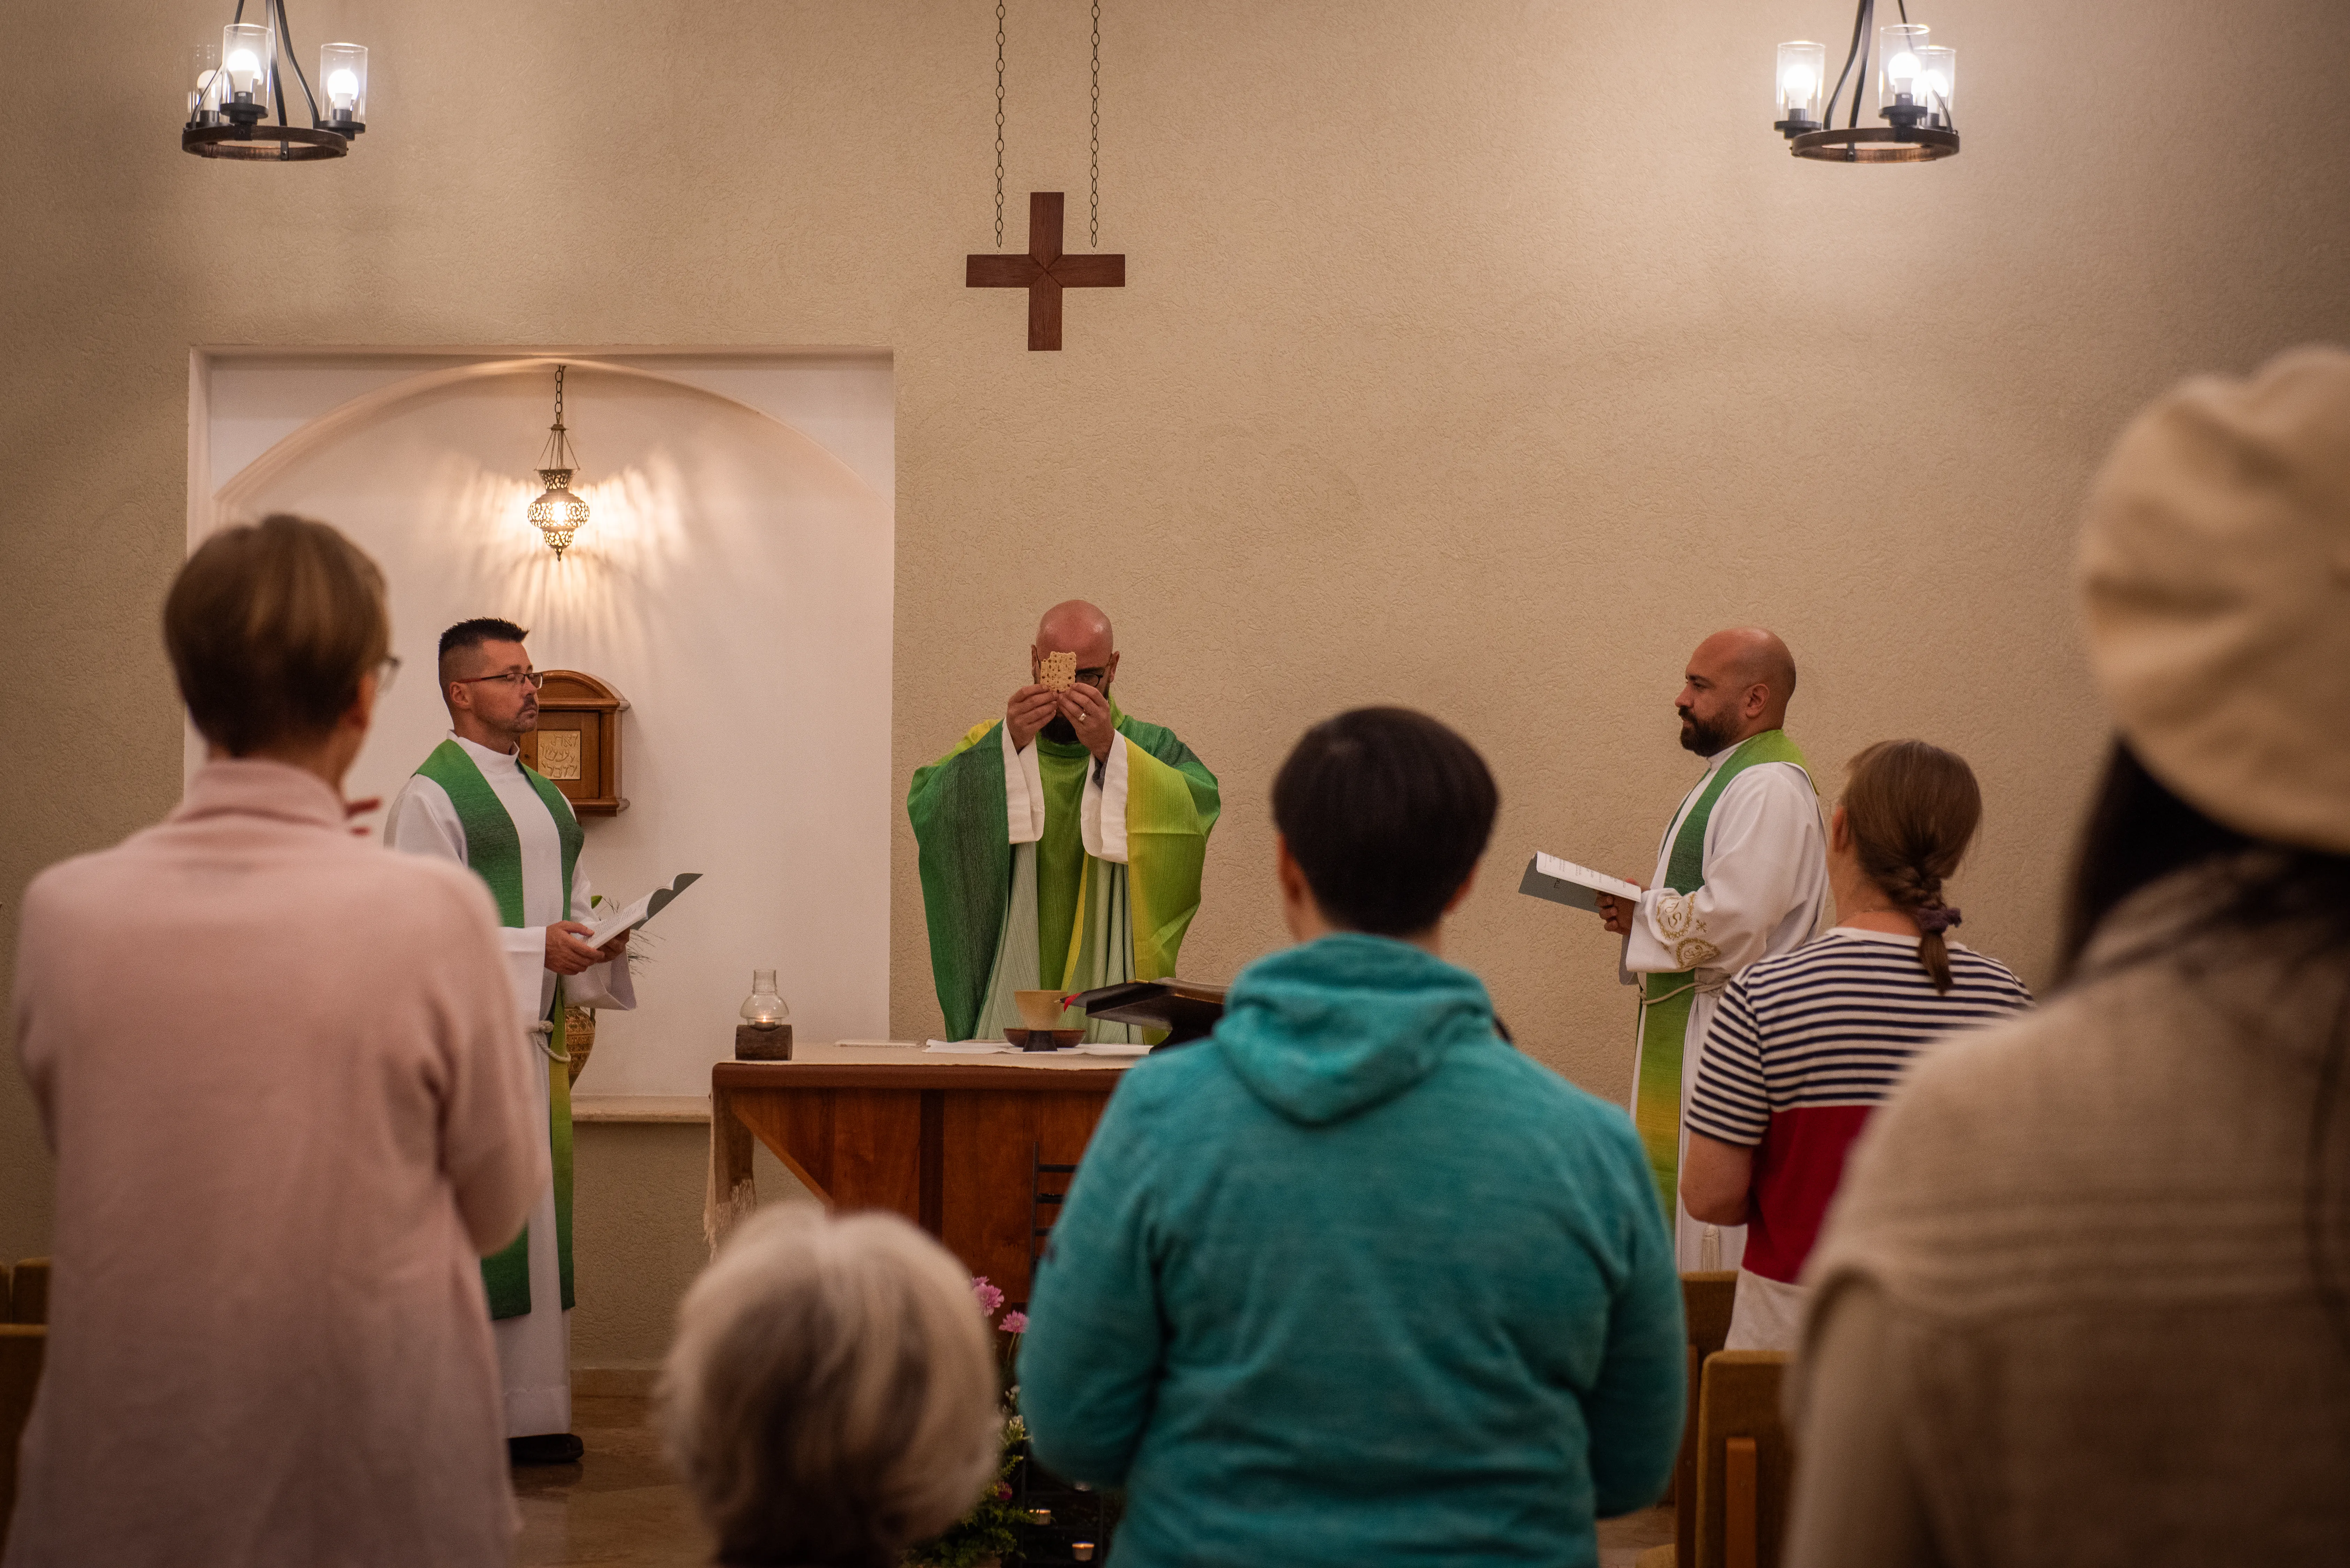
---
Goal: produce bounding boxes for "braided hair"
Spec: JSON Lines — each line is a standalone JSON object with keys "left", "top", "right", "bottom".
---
{"left": 1842, "top": 741, "right": 1984, "bottom": 993}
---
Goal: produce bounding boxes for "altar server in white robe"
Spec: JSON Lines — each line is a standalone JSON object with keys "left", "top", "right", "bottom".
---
{"left": 1593, "top": 629, "right": 1828, "bottom": 1273}
{"left": 385, "top": 617, "right": 636, "bottom": 1465}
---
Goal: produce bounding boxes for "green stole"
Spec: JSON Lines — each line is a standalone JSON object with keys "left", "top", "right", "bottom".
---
{"left": 1632, "top": 729, "right": 1811, "bottom": 1215}
{"left": 415, "top": 739, "right": 584, "bottom": 1320}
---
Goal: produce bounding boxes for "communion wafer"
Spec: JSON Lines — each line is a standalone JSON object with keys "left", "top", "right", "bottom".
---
{"left": 1040, "top": 651, "right": 1078, "bottom": 692}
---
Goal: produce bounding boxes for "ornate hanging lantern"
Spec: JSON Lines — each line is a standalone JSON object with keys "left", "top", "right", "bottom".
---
{"left": 1772, "top": 0, "right": 1958, "bottom": 163}
{"left": 184, "top": 1, "right": 370, "bottom": 162}
{"left": 526, "top": 366, "right": 591, "bottom": 558}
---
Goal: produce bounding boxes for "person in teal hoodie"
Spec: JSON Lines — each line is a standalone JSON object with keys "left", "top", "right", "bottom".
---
{"left": 1019, "top": 707, "right": 1687, "bottom": 1568}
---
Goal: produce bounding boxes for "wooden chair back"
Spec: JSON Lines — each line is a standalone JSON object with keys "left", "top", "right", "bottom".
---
{"left": 1, "top": 1257, "right": 50, "bottom": 1551}
{"left": 5, "top": 1260, "right": 46, "bottom": 1326}
{"left": 1670, "top": 1271, "right": 1738, "bottom": 1567}
{"left": 1027, "top": 1144, "right": 1080, "bottom": 1289}
{"left": 1694, "top": 1350, "right": 1793, "bottom": 1568}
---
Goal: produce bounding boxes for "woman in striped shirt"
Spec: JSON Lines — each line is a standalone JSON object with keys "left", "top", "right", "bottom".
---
{"left": 1682, "top": 740, "right": 2033, "bottom": 1351}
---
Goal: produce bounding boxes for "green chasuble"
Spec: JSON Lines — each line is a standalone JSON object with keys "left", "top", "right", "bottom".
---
{"left": 1631, "top": 729, "right": 1811, "bottom": 1214}
{"left": 415, "top": 739, "right": 583, "bottom": 1320}
{"left": 908, "top": 701, "right": 1220, "bottom": 1042}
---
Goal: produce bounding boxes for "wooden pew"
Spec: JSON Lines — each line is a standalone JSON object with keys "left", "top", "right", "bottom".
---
{"left": 5, "top": 1260, "right": 46, "bottom": 1325}
{"left": 2, "top": 1258, "right": 50, "bottom": 1552}
{"left": 1694, "top": 1350, "right": 1793, "bottom": 1568}
{"left": 1670, "top": 1271, "right": 1738, "bottom": 1567}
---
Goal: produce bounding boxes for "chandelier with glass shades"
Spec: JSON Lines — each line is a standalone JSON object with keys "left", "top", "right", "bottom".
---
{"left": 184, "top": 0, "right": 370, "bottom": 162}
{"left": 1773, "top": 0, "right": 1957, "bottom": 163}
{"left": 527, "top": 367, "right": 592, "bottom": 558}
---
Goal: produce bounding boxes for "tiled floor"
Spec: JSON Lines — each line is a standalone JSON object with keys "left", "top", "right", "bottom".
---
{"left": 513, "top": 1396, "right": 709, "bottom": 1567}
{"left": 515, "top": 1395, "right": 1677, "bottom": 1567}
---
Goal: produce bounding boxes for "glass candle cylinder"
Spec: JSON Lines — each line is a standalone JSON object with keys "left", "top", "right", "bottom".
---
{"left": 1915, "top": 45, "right": 1956, "bottom": 128}
{"left": 1876, "top": 23, "right": 1930, "bottom": 120}
{"left": 740, "top": 970, "right": 790, "bottom": 1028}
{"left": 189, "top": 42, "right": 223, "bottom": 124}
{"left": 220, "top": 22, "right": 274, "bottom": 108}
{"left": 319, "top": 42, "right": 368, "bottom": 129}
{"left": 1775, "top": 40, "right": 1827, "bottom": 127}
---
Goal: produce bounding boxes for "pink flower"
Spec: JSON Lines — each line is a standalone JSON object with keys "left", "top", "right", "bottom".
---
{"left": 972, "top": 1277, "right": 1005, "bottom": 1316}
{"left": 1000, "top": 1310, "right": 1028, "bottom": 1334}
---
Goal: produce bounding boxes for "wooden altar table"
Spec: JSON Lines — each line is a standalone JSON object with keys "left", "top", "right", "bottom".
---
{"left": 710, "top": 1043, "right": 1134, "bottom": 1302}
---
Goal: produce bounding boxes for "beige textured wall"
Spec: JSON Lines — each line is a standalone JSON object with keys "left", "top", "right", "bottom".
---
{"left": 569, "top": 1127, "right": 807, "bottom": 1372}
{"left": 8, "top": 0, "right": 2350, "bottom": 1276}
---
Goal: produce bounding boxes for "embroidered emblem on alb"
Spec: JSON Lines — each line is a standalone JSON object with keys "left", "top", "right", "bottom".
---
{"left": 1675, "top": 937, "right": 1722, "bottom": 969}
{"left": 1655, "top": 892, "right": 1701, "bottom": 939}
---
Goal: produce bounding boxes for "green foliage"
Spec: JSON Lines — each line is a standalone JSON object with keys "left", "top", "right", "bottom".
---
{"left": 903, "top": 1414, "right": 1028, "bottom": 1568}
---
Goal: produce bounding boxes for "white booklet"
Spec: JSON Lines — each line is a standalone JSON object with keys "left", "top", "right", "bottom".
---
{"left": 1518, "top": 853, "right": 1641, "bottom": 914}
{"left": 582, "top": 873, "right": 702, "bottom": 947}
{"left": 924, "top": 1039, "right": 1011, "bottom": 1055}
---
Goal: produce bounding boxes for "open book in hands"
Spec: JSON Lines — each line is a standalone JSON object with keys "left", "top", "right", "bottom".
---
{"left": 1518, "top": 853, "right": 1641, "bottom": 915}
{"left": 582, "top": 873, "right": 702, "bottom": 947}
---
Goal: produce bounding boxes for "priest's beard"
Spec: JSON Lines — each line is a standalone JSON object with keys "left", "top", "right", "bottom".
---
{"left": 1042, "top": 686, "right": 1109, "bottom": 745}
{"left": 1679, "top": 708, "right": 1736, "bottom": 755}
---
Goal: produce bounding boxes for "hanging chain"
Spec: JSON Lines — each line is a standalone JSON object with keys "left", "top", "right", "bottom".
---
{"left": 993, "top": 0, "right": 1008, "bottom": 246}
{"left": 553, "top": 364, "right": 566, "bottom": 428}
{"left": 1089, "top": 0, "right": 1102, "bottom": 246}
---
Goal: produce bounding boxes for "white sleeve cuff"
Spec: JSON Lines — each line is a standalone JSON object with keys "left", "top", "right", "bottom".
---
{"left": 1081, "top": 738, "right": 1131, "bottom": 864}
{"left": 1002, "top": 724, "right": 1046, "bottom": 845}
{"left": 1629, "top": 887, "right": 1722, "bottom": 973}
{"left": 565, "top": 956, "right": 638, "bottom": 1011}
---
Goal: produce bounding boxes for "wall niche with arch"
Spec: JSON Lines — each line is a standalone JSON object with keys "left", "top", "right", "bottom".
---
{"left": 191, "top": 349, "right": 895, "bottom": 1096}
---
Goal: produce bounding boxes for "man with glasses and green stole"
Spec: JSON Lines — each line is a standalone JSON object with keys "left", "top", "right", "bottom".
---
{"left": 909, "top": 601, "right": 1220, "bottom": 1043}
{"left": 1592, "top": 628, "right": 1828, "bottom": 1273}
{"left": 384, "top": 617, "right": 636, "bottom": 1465}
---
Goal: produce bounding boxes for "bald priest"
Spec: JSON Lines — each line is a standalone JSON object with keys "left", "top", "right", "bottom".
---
{"left": 1594, "top": 628, "right": 1828, "bottom": 1274}
{"left": 909, "top": 602, "right": 1220, "bottom": 1042}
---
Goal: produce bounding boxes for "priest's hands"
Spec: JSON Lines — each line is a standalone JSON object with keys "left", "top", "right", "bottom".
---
{"left": 1058, "top": 682, "right": 1116, "bottom": 761}
{"left": 1595, "top": 887, "right": 1646, "bottom": 936}
{"left": 1006, "top": 685, "right": 1059, "bottom": 750}
{"left": 546, "top": 921, "right": 610, "bottom": 976}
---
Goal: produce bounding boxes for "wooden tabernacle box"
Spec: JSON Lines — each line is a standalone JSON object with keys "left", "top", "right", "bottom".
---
{"left": 519, "top": 670, "right": 629, "bottom": 815}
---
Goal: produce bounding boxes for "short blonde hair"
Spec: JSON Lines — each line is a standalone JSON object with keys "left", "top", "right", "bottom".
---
{"left": 658, "top": 1205, "right": 1001, "bottom": 1566}
{"left": 164, "top": 514, "right": 390, "bottom": 755}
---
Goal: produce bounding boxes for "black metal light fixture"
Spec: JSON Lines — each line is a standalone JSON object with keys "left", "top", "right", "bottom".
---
{"left": 184, "top": 0, "right": 370, "bottom": 162}
{"left": 1774, "top": 0, "right": 1957, "bottom": 163}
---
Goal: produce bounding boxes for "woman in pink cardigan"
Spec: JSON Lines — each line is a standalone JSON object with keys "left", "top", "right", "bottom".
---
{"left": 7, "top": 516, "right": 545, "bottom": 1566}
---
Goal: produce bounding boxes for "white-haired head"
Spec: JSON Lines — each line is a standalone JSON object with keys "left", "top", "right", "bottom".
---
{"left": 657, "top": 1205, "right": 1001, "bottom": 1567}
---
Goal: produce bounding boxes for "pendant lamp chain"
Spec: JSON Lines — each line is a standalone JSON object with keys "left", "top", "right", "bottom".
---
{"left": 993, "top": 0, "right": 1009, "bottom": 247}
{"left": 1089, "top": 0, "right": 1102, "bottom": 246}
{"left": 985, "top": 1, "right": 1108, "bottom": 247}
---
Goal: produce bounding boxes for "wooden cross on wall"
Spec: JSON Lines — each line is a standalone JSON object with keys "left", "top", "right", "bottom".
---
{"left": 966, "top": 192, "right": 1126, "bottom": 351}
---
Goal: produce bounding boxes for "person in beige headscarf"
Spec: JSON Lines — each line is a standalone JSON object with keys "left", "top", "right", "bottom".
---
{"left": 1783, "top": 347, "right": 2350, "bottom": 1567}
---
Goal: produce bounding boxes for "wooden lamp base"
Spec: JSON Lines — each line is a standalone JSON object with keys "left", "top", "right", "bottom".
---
{"left": 734, "top": 1024, "right": 794, "bottom": 1061}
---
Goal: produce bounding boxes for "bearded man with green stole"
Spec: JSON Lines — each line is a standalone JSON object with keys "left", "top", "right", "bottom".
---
{"left": 384, "top": 617, "right": 635, "bottom": 1465}
{"left": 910, "top": 601, "right": 1219, "bottom": 1042}
{"left": 1593, "top": 628, "right": 1828, "bottom": 1273}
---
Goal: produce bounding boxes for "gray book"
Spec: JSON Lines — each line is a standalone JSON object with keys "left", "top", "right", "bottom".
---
{"left": 1518, "top": 853, "right": 1640, "bottom": 914}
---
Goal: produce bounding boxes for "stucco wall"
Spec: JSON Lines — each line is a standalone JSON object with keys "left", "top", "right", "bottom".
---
{"left": 7, "top": 0, "right": 2350, "bottom": 1276}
